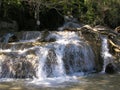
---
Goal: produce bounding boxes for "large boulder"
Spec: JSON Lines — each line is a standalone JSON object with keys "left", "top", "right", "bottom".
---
{"left": 0, "top": 52, "right": 37, "bottom": 78}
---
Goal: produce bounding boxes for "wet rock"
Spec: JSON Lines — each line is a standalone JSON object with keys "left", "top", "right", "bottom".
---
{"left": 58, "top": 21, "right": 81, "bottom": 31}
{"left": 0, "top": 53, "right": 37, "bottom": 78}
{"left": 94, "top": 25, "right": 111, "bottom": 31}
{"left": 0, "top": 33, "right": 19, "bottom": 43}
{"left": 58, "top": 16, "right": 82, "bottom": 31}
{"left": 105, "top": 63, "right": 116, "bottom": 74}
{"left": 115, "top": 26, "right": 120, "bottom": 33}
{"left": 8, "top": 35, "right": 19, "bottom": 43}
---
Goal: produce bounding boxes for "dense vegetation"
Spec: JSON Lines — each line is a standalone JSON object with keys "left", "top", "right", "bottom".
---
{"left": 0, "top": 0, "right": 120, "bottom": 30}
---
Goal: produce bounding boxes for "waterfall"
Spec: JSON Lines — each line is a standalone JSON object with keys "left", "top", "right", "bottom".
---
{"left": 18, "top": 31, "right": 41, "bottom": 42}
{"left": 0, "top": 31, "right": 95, "bottom": 80}
{"left": 36, "top": 47, "right": 48, "bottom": 80}
{"left": 53, "top": 44, "right": 66, "bottom": 77}
{"left": 58, "top": 17, "right": 81, "bottom": 31}
{"left": 101, "top": 36, "right": 114, "bottom": 73}
{"left": 63, "top": 42, "right": 95, "bottom": 75}
{"left": 2, "top": 33, "right": 14, "bottom": 43}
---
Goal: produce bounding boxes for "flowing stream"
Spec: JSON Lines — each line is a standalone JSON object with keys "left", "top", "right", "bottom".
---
{"left": 0, "top": 31, "right": 119, "bottom": 90}
{"left": 0, "top": 73, "right": 119, "bottom": 90}
{"left": 0, "top": 31, "right": 95, "bottom": 79}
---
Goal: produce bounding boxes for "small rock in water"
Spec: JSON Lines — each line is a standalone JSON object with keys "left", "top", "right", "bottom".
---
{"left": 105, "top": 63, "right": 116, "bottom": 74}
{"left": 8, "top": 35, "right": 19, "bottom": 43}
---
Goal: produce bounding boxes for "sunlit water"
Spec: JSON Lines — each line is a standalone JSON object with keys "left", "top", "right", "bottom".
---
{"left": 0, "top": 31, "right": 95, "bottom": 79}
{"left": 101, "top": 36, "right": 114, "bottom": 73}
{"left": 0, "top": 31, "right": 119, "bottom": 90}
{"left": 0, "top": 73, "right": 119, "bottom": 90}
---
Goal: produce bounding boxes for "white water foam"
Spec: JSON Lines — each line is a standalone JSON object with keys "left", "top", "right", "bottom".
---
{"left": 28, "top": 31, "right": 94, "bottom": 87}
{"left": 29, "top": 75, "right": 79, "bottom": 87}
{"left": 101, "top": 36, "right": 114, "bottom": 73}
{"left": 36, "top": 47, "right": 48, "bottom": 80}
{"left": 53, "top": 44, "right": 66, "bottom": 77}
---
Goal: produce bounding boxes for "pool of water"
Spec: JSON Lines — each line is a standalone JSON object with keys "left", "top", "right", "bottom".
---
{"left": 0, "top": 73, "right": 120, "bottom": 90}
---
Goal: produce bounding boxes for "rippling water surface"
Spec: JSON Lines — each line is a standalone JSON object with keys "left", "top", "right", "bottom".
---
{"left": 0, "top": 73, "right": 119, "bottom": 90}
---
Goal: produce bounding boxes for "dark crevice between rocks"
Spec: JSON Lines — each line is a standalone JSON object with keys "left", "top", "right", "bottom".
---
{"left": 105, "top": 63, "right": 117, "bottom": 74}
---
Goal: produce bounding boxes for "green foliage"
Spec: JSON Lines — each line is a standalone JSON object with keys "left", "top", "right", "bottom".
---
{"left": 1, "top": 0, "right": 120, "bottom": 28}
{"left": 2, "top": 0, "right": 21, "bottom": 18}
{"left": 3, "top": 0, "right": 21, "bottom": 5}
{"left": 81, "top": 0, "right": 120, "bottom": 27}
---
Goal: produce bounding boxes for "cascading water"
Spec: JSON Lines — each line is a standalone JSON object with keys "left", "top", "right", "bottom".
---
{"left": 36, "top": 47, "right": 48, "bottom": 80}
{"left": 101, "top": 36, "right": 114, "bottom": 73}
{"left": 58, "top": 17, "right": 81, "bottom": 31}
{"left": 53, "top": 44, "right": 66, "bottom": 77}
{"left": 0, "top": 31, "right": 96, "bottom": 86}
{"left": 18, "top": 31, "right": 42, "bottom": 42}
{"left": 1, "top": 33, "right": 14, "bottom": 43}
